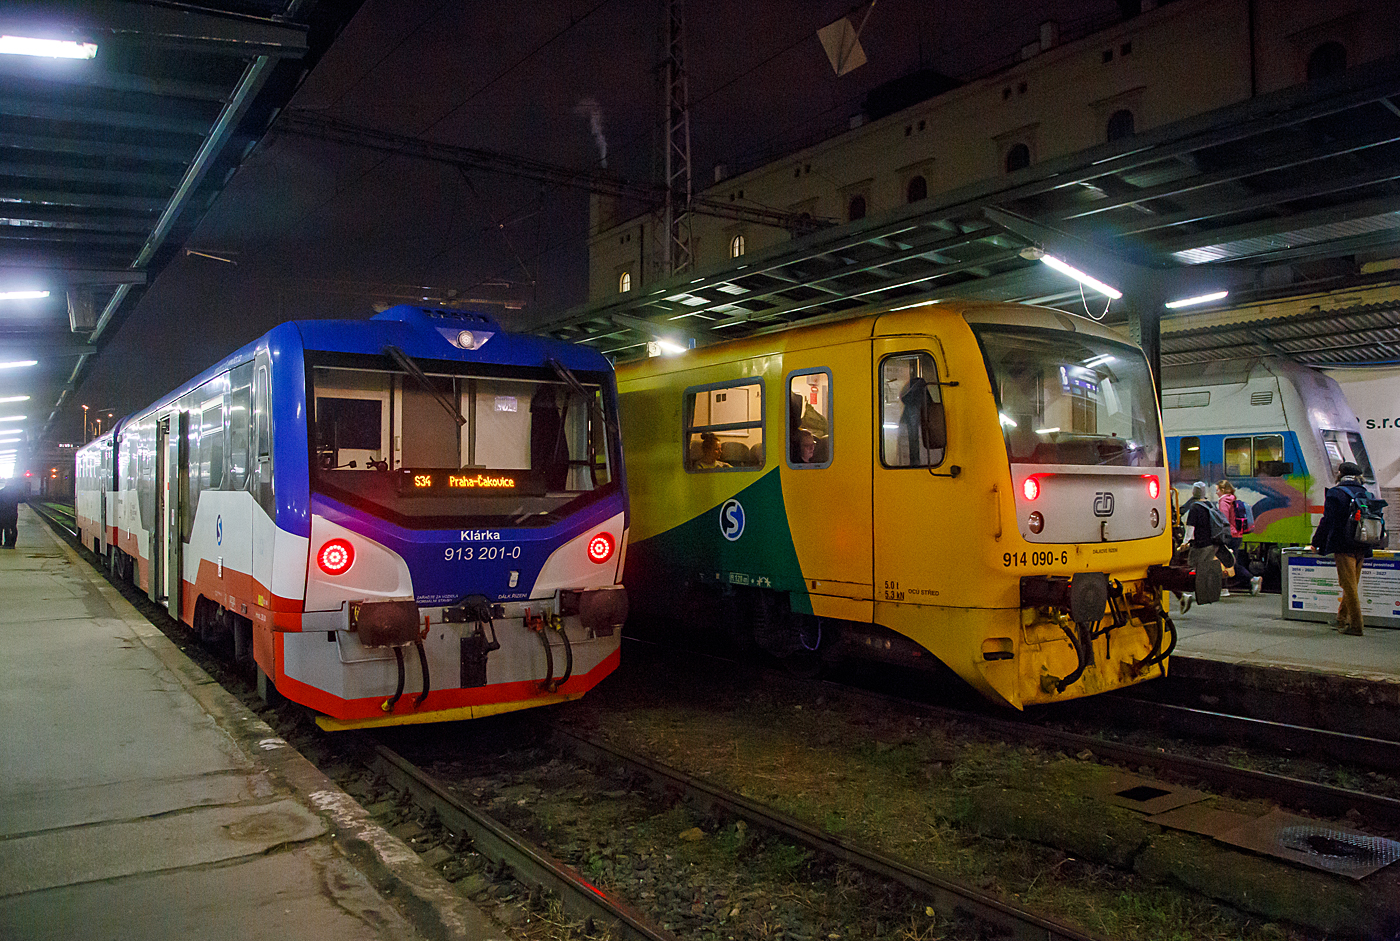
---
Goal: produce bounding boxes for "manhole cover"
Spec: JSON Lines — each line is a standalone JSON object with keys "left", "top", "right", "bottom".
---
{"left": 1276, "top": 826, "right": 1400, "bottom": 871}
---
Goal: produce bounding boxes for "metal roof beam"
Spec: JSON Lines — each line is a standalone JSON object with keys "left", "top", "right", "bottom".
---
{"left": 0, "top": 3, "right": 308, "bottom": 58}
{"left": 0, "top": 131, "right": 194, "bottom": 164}
{"left": 0, "top": 161, "right": 179, "bottom": 188}
{"left": 0, "top": 266, "right": 145, "bottom": 288}
{"left": 0, "top": 211, "right": 154, "bottom": 234}
{"left": 0, "top": 57, "right": 229, "bottom": 102}
{"left": 0, "top": 96, "right": 211, "bottom": 136}
{"left": 0, "top": 186, "right": 166, "bottom": 212}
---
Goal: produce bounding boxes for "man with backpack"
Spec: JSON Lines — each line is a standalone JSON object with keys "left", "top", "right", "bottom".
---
{"left": 1178, "top": 480, "right": 1234, "bottom": 611}
{"left": 1310, "top": 461, "right": 1388, "bottom": 636}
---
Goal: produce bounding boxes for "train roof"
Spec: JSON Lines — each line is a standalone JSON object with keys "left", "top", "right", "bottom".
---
{"left": 615, "top": 298, "right": 1138, "bottom": 378}
{"left": 102, "top": 305, "right": 615, "bottom": 437}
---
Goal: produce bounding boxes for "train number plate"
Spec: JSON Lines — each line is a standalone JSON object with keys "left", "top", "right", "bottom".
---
{"left": 1002, "top": 550, "right": 1068, "bottom": 568}
{"left": 444, "top": 546, "right": 522, "bottom": 561}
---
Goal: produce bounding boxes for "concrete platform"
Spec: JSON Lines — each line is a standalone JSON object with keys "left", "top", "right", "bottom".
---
{"left": 0, "top": 506, "right": 505, "bottom": 941}
{"left": 1165, "top": 590, "right": 1400, "bottom": 736}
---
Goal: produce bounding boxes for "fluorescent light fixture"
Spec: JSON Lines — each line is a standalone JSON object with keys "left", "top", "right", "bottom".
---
{"left": 0, "top": 361, "right": 37, "bottom": 369}
{"left": 0, "top": 35, "right": 98, "bottom": 59}
{"left": 0, "top": 290, "right": 49, "bottom": 301}
{"left": 1035, "top": 427, "right": 1060, "bottom": 435}
{"left": 999, "top": 413, "right": 1018, "bottom": 428}
{"left": 1039, "top": 254, "right": 1122, "bottom": 299}
{"left": 1083, "top": 354, "right": 1115, "bottom": 368}
{"left": 1165, "top": 290, "right": 1229, "bottom": 309}
{"left": 0, "top": 395, "right": 28, "bottom": 403}
{"left": 0, "top": 415, "right": 25, "bottom": 422}
{"left": 655, "top": 339, "right": 687, "bottom": 356}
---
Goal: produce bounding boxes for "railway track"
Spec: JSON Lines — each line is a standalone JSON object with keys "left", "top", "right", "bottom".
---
{"left": 362, "top": 727, "right": 1112, "bottom": 941}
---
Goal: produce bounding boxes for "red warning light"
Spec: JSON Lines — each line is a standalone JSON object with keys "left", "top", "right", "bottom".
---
{"left": 586, "top": 532, "right": 614, "bottom": 564}
{"left": 1022, "top": 476, "right": 1040, "bottom": 501}
{"left": 317, "top": 538, "right": 355, "bottom": 575}
{"left": 1145, "top": 475, "right": 1160, "bottom": 500}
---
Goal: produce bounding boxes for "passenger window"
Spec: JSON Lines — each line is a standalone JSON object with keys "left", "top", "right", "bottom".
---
{"left": 684, "top": 379, "right": 764, "bottom": 471}
{"left": 1179, "top": 436, "right": 1200, "bottom": 474}
{"left": 1224, "top": 437, "right": 1251, "bottom": 477}
{"left": 200, "top": 404, "right": 224, "bottom": 493}
{"left": 1252, "top": 434, "right": 1289, "bottom": 476}
{"left": 228, "top": 365, "right": 252, "bottom": 489}
{"left": 787, "top": 370, "right": 832, "bottom": 468}
{"left": 880, "top": 352, "right": 945, "bottom": 468}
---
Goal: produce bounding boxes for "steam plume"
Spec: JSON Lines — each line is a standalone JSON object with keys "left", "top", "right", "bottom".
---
{"left": 574, "top": 98, "right": 607, "bottom": 168}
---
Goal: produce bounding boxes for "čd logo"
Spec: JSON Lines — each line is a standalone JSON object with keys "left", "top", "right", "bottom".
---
{"left": 1093, "top": 492, "right": 1115, "bottom": 517}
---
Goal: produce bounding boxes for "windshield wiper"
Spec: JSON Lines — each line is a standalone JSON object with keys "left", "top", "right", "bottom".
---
{"left": 385, "top": 345, "right": 466, "bottom": 427}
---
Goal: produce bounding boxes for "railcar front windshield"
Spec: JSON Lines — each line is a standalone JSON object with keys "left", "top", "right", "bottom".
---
{"left": 974, "top": 327, "right": 1163, "bottom": 468}
{"left": 308, "top": 355, "right": 618, "bottom": 528}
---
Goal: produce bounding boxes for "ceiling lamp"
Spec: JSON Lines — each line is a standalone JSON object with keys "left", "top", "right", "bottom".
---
{"left": 0, "top": 361, "right": 37, "bottom": 369}
{"left": 1165, "top": 290, "right": 1229, "bottom": 309}
{"left": 0, "top": 35, "right": 97, "bottom": 59}
{"left": 1038, "top": 254, "right": 1123, "bottom": 299}
{"left": 0, "top": 291, "right": 49, "bottom": 301}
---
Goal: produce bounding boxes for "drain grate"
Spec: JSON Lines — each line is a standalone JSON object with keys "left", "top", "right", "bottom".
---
{"left": 1117, "top": 785, "right": 1171, "bottom": 803}
{"left": 1217, "top": 810, "right": 1400, "bottom": 880}
{"left": 1276, "top": 825, "right": 1400, "bottom": 873}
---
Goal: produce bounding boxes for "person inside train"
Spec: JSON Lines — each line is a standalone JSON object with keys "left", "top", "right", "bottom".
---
{"left": 695, "top": 432, "right": 730, "bottom": 469}
{"left": 1215, "top": 480, "right": 1263, "bottom": 596}
{"left": 796, "top": 428, "right": 817, "bottom": 463}
{"left": 1310, "top": 461, "right": 1376, "bottom": 636}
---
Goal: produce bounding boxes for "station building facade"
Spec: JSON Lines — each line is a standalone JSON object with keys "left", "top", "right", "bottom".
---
{"left": 586, "top": 0, "right": 1400, "bottom": 302}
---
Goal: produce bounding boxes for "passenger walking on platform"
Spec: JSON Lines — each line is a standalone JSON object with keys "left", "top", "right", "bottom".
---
{"left": 1179, "top": 481, "right": 1233, "bottom": 611}
{"left": 0, "top": 481, "right": 19, "bottom": 548}
{"left": 1216, "top": 480, "right": 1263, "bottom": 596}
{"left": 1310, "top": 461, "right": 1375, "bottom": 636}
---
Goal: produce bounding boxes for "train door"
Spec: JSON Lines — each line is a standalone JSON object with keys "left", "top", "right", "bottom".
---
{"left": 871, "top": 337, "right": 956, "bottom": 611}
{"left": 250, "top": 357, "right": 274, "bottom": 602}
{"left": 781, "top": 352, "right": 874, "bottom": 616}
{"left": 153, "top": 410, "right": 189, "bottom": 611}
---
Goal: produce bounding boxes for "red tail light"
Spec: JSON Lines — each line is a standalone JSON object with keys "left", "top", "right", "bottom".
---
{"left": 1145, "top": 475, "right": 1160, "bottom": 500}
{"left": 1022, "top": 476, "right": 1041, "bottom": 501}
{"left": 317, "top": 538, "right": 355, "bottom": 575}
{"left": 586, "top": 532, "right": 615, "bottom": 564}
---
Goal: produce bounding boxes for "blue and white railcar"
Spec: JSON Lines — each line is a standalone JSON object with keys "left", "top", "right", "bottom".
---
{"left": 76, "top": 306, "right": 628, "bottom": 730}
{"left": 1161, "top": 356, "right": 1375, "bottom": 559}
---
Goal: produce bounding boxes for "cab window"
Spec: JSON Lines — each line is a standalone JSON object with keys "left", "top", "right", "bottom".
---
{"left": 880, "top": 352, "right": 945, "bottom": 468}
{"left": 787, "top": 370, "right": 831, "bottom": 468}
{"left": 684, "top": 379, "right": 764, "bottom": 471}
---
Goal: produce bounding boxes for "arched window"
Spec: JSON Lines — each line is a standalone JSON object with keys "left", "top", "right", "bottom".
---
{"left": 730, "top": 234, "right": 745, "bottom": 258}
{"left": 1307, "top": 42, "right": 1347, "bottom": 81}
{"left": 1106, "top": 109, "right": 1135, "bottom": 142}
{"left": 906, "top": 175, "right": 928, "bottom": 203}
{"left": 1005, "top": 143, "right": 1030, "bottom": 173}
{"left": 847, "top": 194, "right": 867, "bottom": 222}
{"left": 618, "top": 271, "right": 631, "bottom": 293}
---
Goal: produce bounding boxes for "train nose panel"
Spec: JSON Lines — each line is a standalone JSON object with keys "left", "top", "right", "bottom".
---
{"left": 1011, "top": 465, "right": 1167, "bottom": 543}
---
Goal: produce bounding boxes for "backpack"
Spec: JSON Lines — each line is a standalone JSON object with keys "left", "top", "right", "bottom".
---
{"left": 1197, "top": 502, "right": 1229, "bottom": 544}
{"left": 1232, "top": 497, "right": 1255, "bottom": 534}
{"left": 1336, "top": 486, "right": 1389, "bottom": 551}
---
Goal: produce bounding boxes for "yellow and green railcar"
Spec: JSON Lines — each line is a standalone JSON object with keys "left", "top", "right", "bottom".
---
{"left": 616, "top": 300, "right": 1177, "bottom": 708}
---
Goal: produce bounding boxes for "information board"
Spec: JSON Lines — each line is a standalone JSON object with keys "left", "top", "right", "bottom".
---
{"left": 1282, "top": 549, "right": 1400, "bottom": 628}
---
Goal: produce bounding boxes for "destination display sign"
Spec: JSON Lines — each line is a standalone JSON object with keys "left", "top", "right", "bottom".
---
{"left": 397, "top": 468, "right": 523, "bottom": 495}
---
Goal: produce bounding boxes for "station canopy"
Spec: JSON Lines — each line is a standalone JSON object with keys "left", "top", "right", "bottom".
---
{"left": 0, "top": 0, "right": 362, "bottom": 435}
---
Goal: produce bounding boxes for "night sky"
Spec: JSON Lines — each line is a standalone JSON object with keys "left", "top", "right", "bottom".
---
{"left": 75, "top": 0, "right": 1121, "bottom": 425}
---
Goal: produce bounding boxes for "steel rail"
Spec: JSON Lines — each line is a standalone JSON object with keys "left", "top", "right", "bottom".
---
{"left": 362, "top": 743, "right": 682, "bottom": 941}
{"left": 1073, "top": 695, "right": 1400, "bottom": 775}
{"left": 552, "top": 727, "right": 1110, "bottom": 941}
{"left": 830, "top": 684, "right": 1400, "bottom": 830}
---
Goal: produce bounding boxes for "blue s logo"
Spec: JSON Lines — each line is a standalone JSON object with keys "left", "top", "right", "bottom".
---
{"left": 720, "top": 498, "right": 745, "bottom": 542}
{"left": 216, "top": 515, "right": 223, "bottom": 545}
